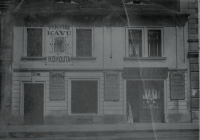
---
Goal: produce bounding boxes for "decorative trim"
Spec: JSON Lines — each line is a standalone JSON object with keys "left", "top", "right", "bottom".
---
{"left": 188, "top": 52, "right": 199, "bottom": 58}
{"left": 188, "top": 39, "right": 198, "bottom": 42}
{"left": 71, "top": 57, "right": 97, "bottom": 61}
{"left": 13, "top": 68, "right": 123, "bottom": 72}
{"left": 123, "top": 57, "right": 167, "bottom": 61}
{"left": 21, "top": 57, "right": 47, "bottom": 61}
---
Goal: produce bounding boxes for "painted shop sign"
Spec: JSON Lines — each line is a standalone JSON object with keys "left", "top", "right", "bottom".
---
{"left": 46, "top": 27, "right": 72, "bottom": 64}
{"left": 49, "top": 71, "right": 65, "bottom": 100}
{"left": 170, "top": 72, "right": 185, "bottom": 100}
{"left": 104, "top": 72, "right": 120, "bottom": 101}
{"left": 123, "top": 67, "right": 168, "bottom": 79}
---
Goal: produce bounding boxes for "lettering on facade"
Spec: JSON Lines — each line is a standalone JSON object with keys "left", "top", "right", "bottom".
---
{"left": 48, "top": 24, "right": 70, "bottom": 30}
{"left": 47, "top": 56, "right": 71, "bottom": 63}
{"left": 46, "top": 26, "right": 72, "bottom": 64}
{"left": 49, "top": 71, "right": 65, "bottom": 100}
{"left": 123, "top": 67, "right": 168, "bottom": 79}
{"left": 104, "top": 72, "right": 120, "bottom": 101}
{"left": 170, "top": 71, "right": 185, "bottom": 100}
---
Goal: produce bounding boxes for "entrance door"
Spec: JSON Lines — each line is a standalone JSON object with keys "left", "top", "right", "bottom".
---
{"left": 127, "top": 81, "right": 164, "bottom": 123}
{"left": 24, "top": 83, "right": 44, "bottom": 125}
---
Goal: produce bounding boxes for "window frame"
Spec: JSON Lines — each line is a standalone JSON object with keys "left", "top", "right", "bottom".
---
{"left": 23, "top": 27, "right": 45, "bottom": 58}
{"left": 73, "top": 27, "right": 94, "bottom": 58}
{"left": 125, "top": 27, "right": 164, "bottom": 58}
{"left": 146, "top": 28, "right": 164, "bottom": 57}
{"left": 126, "top": 27, "right": 144, "bottom": 57}
{"left": 68, "top": 78, "right": 99, "bottom": 115}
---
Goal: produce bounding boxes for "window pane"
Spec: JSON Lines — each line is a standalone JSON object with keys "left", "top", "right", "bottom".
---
{"left": 27, "top": 29, "right": 42, "bottom": 57}
{"left": 148, "top": 30, "right": 161, "bottom": 57}
{"left": 71, "top": 81, "right": 98, "bottom": 114}
{"left": 76, "top": 29, "right": 92, "bottom": 57}
{"left": 128, "top": 30, "right": 142, "bottom": 57}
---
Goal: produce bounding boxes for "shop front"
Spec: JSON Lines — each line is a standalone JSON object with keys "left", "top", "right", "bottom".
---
{"left": 123, "top": 67, "right": 168, "bottom": 123}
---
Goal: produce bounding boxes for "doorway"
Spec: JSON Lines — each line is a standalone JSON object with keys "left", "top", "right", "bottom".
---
{"left": 127, "top": 81, "right": 164, "bottom": 123}
{"left": 24, "top": 83, "right": 44, "bottom": 125}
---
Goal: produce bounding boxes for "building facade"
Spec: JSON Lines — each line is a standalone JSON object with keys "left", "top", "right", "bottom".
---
{"left": 9, "top": 0, "right": 197, "bottom": 125}
{"left": 187, "top": 0, "right": 199, "bottom": 123}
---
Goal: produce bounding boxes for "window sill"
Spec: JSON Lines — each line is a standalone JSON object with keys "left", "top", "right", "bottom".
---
{"left": 21, "top": 57, "right": 47, "bottom": 61}
{"left": 124, "top": 57, "right": 167, "bottom": 61}
{"left": 71, "top": 57, "right": 97, "bottom": 61}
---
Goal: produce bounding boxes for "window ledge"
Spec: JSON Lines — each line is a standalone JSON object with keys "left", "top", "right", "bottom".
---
{"left": 21, "top": 57, "right": 47, "bottom": 61}
{"left": 124, "top": 57, "right": 167, "bottom": 61}
{"left": 71, "top": 57, "right": 97, "bottom": 61}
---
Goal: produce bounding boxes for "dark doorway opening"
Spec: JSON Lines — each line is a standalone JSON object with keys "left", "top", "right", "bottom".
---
{"left": 127, "top": 81, "right": 164, "bottom": 123}
{"left": 24, "top": 83, "right": 44, "bottom": 125}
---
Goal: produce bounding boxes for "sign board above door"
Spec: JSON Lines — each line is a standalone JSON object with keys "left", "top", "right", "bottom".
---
{"left": 123, "top": 67, "right": 168, "bottom": 79}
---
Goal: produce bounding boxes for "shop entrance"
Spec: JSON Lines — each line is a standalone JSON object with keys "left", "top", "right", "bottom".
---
{"left": 24, "top": 83, "right": 44, "bottom": 125}
{"left": 127, "top": 81, "right": 164, "bottom": 123}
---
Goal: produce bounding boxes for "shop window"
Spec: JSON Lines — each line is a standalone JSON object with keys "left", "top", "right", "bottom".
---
{"left": 148, "top": 30, "right": 161, "bottom": 57}
{"left": 71, "top": 80, "right": 98, "bottom": 114}
{"left": 128, "top": 29, "right": 142, "bottom": 57}
{"left": 27, "top": 28, "right": 43, "bottom": 57}
{"left": 76, "top": 29, "right": 92, "bottom": 57}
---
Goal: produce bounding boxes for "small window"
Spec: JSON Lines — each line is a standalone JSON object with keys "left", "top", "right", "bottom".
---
{"left": 128, "top": 29, "right": 142, "bottom": 57}
{"left": 27, "top": 28, "right": 43, "bottom": 57}
{"left": 148, "top": 30, "right": 161, "bottom": 57}
{"left": 71, "top": 80, "right": 98, "bottom": 114}
{"left": 76, "top": 29, "right": 92, "bottom": 57}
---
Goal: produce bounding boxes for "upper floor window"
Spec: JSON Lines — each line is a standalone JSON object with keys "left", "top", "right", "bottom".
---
{"left": 126, "top": 27, "right": 163, "bottom": 58}
{"left": 148, "top": 30, "right": 161, "bottom": 57}
{"left": 76, "top": 29, "right": 92, "bottom": 57}
{"left": 27, "top": 28, "right": 43, "bottom": 57}
{"left": 128, "top": 29, "right": 142, "bottom": 57}
{"left": 22, "top": 27, "right": 45, "bottom": 60}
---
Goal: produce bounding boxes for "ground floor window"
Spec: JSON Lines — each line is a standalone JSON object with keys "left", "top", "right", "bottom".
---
{"left": 71, "top": 80, "right": 98, "bottom": 114}
{"left": 127, "top": 81, "right": 164, "bottom": 123}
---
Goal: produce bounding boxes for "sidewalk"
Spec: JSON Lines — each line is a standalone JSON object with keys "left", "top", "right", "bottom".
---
{"left": 0, "top": 123, "right": 198, "bottom": 133}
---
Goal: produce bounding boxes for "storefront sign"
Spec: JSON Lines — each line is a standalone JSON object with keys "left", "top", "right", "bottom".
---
{"left": 123, "top": 67, "right": 168, "bottom": 79}
{"left": 46, "top": 27, "right": 72, "bottom": 64}
{"left": 49, "top": 71, "right": 65, "bottom": 100}
{"left": 104, "top": 72, "right": 120, "bottom": 101}
{"left": 170, "top": 72, "right": 185, "bottom": 100}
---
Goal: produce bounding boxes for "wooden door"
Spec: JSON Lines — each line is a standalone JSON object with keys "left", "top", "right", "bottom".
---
{"left": 24, "top": 83, "right": 44, "bottom": 125}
